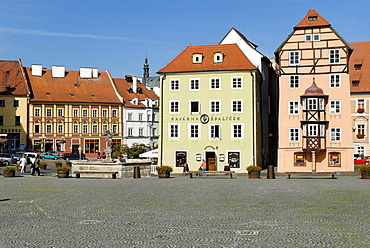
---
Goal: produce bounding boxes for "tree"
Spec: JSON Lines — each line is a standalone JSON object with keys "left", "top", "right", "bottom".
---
{"left": 114, "top": 143, "right": 150, "bottom": 159}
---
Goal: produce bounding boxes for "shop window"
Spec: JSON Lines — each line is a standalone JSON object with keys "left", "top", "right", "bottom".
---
{"left": 294, "top": 152, "right": 306, "bottom": 166}
{"left": 175, "top": 151, "right": 187, "bottom": 167}
{"left": 329, "top": 152, "right": 341, "bottom": 167}
{"left": 85, "top": 139, "right": 99, "bottom": 153}
{"left": 228, "top": 151, "right": 240, "bottom": 168}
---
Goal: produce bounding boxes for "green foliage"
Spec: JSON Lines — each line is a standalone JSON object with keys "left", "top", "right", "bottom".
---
{"left": 359, "top": 165, "right": 370, "bottom": 175}
{"left": 65, "top": 161, "right": 72, "bottom": 166}
{"left": 156, "top": 165, "right": 173, "bottom": 173}
{"left": 56, "top": 166, "right": 70, "bottom": 171}
{"left": 3, "top": 166, "right": 17, "bottom": 172}
{"left": 54, "top": 161, "right": 63, "bottom": 166}
{"left": 120, "top": 143, "right": 151, "bottom": 159}
{"left": 246, "top": 165, "right": 262, "bottom": 172}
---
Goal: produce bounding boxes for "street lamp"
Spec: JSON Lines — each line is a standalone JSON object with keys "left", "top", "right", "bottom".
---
{"left": 39, "top": 136, "right": 46, "bottom": 153}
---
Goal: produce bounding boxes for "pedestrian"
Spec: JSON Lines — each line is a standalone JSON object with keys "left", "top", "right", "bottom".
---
{"left": 20, "top": 155, "right": 27, "bottom": 173}
{"left": 201, "top": 159, "right": 207, "bottom": 176}
{"left": 33, "top": 155, "right": 41, "bottom": 176}
{"left": 30, "top": 155, "right": 36, "bottom": 175}
{"left": 183, "top": 162, "right": 189, "bottom": 173}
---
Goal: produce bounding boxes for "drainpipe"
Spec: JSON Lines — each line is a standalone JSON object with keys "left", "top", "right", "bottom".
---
{"left": 312, "top": 151, "right": 316, "bottom": 172}
{"left": 250, "top": 70, "right": 256, "bottom": 165}
{"left": 159, "top": 73, "right": 166, "bottom": 166}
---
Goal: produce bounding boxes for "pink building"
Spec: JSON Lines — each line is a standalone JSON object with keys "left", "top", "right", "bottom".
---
{"left": 275, "top": 10, "right": 354, "bottom": 173}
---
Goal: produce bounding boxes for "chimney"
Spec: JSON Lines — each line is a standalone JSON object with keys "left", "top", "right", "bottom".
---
{"left": 52, "top": 66, "right": 65, "bottom": 78}
{"left": 133, "top": 76, "right": 137, "bottom": 93}
{"left": 80, "top": 67, "right": 92, "bottom": 78}
{"left": 92, "top": 68, "right": 98, "bottom": 78}
{"left": 31, "top": 64, "right": 42, "bottom": 77}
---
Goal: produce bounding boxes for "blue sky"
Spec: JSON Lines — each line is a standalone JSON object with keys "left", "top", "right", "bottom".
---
{"left": 0, "top": 0, "right": 369, "bottom": 78}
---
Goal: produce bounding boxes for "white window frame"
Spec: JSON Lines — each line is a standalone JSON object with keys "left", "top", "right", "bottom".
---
{"left": 289, "top": 101, "right": 299, "bottom": 115}
{"left": 189, "top": 78, "right": 200, "bottom": 91}
{"left": 232, "top": 77, "right": 243, "bottom": 89}
{"left": 170, "top": 79, "right": 180, "bottom": 91}
{"left": 103, "top": 124, "right": 108, "bottom": 133}
{"left": 138, "top": 128, "right": 144, "bottom": 137}
{"left": 169, "top": 123, "right": 180, "bottom": 139}
{"left": 192, "top": 54, "right": 202, "bottom": 64}
{"left": 330, "top": 100, "right": 341, "bottom": 114}
{"left": 330, "top": 127, "right": 341, "bottom": 142}
{"left": 289, "top": 75, "right": 300, "bottom": 89}
{"left": 289, "top": 51, "right": 300, "bottom": 65}
{"left": 34, "top": 108, "right": 40, "bottom": 117}
{"left": 190, "top": 101, "right": 200, "bottom": 114}
{"left": 46, "top": 124, "right": 52, "bottom": 133}
{"left": 209, "top": 124, "right": 221, "bottom": 140}
{"left": 58, "top": 124, "right": 63, "bottom": 133}
{"left": 57, "top": 108, "right": 63, "bottom": 117}
{"left": 128, "top": 127, "right": 133, "bottom": 136}
{"left": 83, "top": 124, "right": 88, "bottom": 133}
{"left": 82, "top": 109, "right": 88, "bottom": 117}
{"left": 210, "top": 100, "right": 221, "bottom": 113}
{"left": 305, "top": 33, "right": 320, "bottom": 42}
{"left": 188, "top": 123, "right": 200, "bottom": 139}
{"left": 46, "top": 108, "right": 52, "bottom": 117}
{"left": 92, "top": 124, "right": 98, "bottom": 133}
{"left": 356, "top": 146, "right": 365, "bottom": 155}
{"left": 307, "top": 124, "right": 318, "bottom": 137}
{"left": 232, "top": 100, "right": 243, "bottom": 113}
{"left": 73, "top": 124, "right": 79, "bottom": 133}
{"left": 232, "top": 123, "right": 243, "bottom": 139}
{"left": 214, "top": 52, "right": 223, "bottom": 63}
{"left": 289, "top": 128, "right": 300, "bottom": 142}
{"left": 112, "top": 109, "right": 118, "bottom": 118}
{"left": 170, "top": 101, "right": 180, "bottom": 113}
{"left": 102, "top": 109, "right": 108, "bottom": 118}
{"left": 127, "top": 113, "right": 133, "bottom": 121}
{"left": 112, "top": 124, "right": 118, "bottom": 133}
{"left": 329, "top": 74, "right": 341, "bottom": 88}
{"left": 138, "top": 113, "right": 143, "bottom": 121}
{"left": 329, "top": 49, "right": 340, "bottom": 64}
{"left": 210, "top": 77, "right": 221, "bottom": 90}
{"left": 73, "top": 109, "right": 79, "bottom": 117}
{"left": 92, "top": 109, "right": 98, "bottom": 118}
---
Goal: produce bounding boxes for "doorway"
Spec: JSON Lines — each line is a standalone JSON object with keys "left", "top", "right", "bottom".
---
{"left": 205, "top": 151, "right": 216, "bottom": 171}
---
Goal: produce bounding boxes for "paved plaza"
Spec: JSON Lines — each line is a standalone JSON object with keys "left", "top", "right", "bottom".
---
{"left": 1, "top": 166, "right": 370, "bottom": 247}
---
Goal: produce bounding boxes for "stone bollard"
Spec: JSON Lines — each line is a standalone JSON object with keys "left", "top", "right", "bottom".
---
{"left": 133, "top": 165, "right": 141, "bottom": 179}
{"left": 267, "top": 165, "right": 275, "bottom": 179}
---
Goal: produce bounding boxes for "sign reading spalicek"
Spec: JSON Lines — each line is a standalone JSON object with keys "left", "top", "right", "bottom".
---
{"left": 170, "top": 114, "right": 241, "bottom": 123}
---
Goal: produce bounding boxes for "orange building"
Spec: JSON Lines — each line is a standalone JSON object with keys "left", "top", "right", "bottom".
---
{"left": 275, "top": 10, "right": 354, "bottom": 172}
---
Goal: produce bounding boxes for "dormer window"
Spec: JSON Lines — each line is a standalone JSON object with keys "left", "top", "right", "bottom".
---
{"left": 131, "top": 98, "right": 139, "bottom": 106}
{"left": 192, "top": 53, "right": 203, "bottom": 64}
{"left": 355, "top": 64, "right": 362, "bottom": 70}
{"left": 308, "top": 16, "right": 317, "bottom": 21}
{"left": 352, "top": 81, "right": 359, "bottom": 87}
{"left": 214, "top": 52, "right": 224, "bottom": 63}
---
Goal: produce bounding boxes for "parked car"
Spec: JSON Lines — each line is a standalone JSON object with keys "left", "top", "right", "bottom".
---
{"left": 62, "top": 153, "right": 86, "bottom": 160}
{"left": 354, "top": 157, "right": 370, "bottom": 165}
{"left": 0, "top": 153, "right": 16, "bottom": 166}
{"left": 12, "top": 152, "right": 24, "bottom": 163}
{"left": 40, "top": 152, "right": 61, "bottom": 160}
{"left": 49, "top": 151, "right": 60, "bottom": 156}
{"left": 23, "top": 152, "right": 40, "bottom": 164}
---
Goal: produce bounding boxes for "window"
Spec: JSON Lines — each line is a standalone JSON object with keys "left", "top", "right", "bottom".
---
{"left": 231, "top": 77, "right": 242, "bottom": 89}
{"left": 210, "top": 78, "right": 220, "bottom": 90}
{"left": 138, "top": 128, "right": 144, "bottom": 137}
{"left": 330, "top": 100, "right": 341, "bottom": 114}
{"left": 170, "top": 79, "right": 180, "bottom": 91}
{"left": 189, "top": 124, "right": 199, "bottom": 139}
{"left": 289, "top": 75, "right": 300, "bottom": 88}
{"left": 147, "top": 114, "right": 151, "bottom": 121}
{"left": 58, "top": 124, "right": 63, "bottom": 133}
{"left": 35, "top": 124, "right": 40, "bottom": 133}
{"left": 228, "top": 151, "right": 240, "bottom": 168}
{"left": 357, "top": 124, "right": 365, "bottom": 135}
{"left": 112, "top": 124, "right": 118, "bottom": 133}
{"left": 175, "top": 151, "right": 187, "bottom": 167}
{"left": 232, "top": 100, "right": 242, "bottom": 113}
{"left": 305, "top": 34, "right": 320, "bottom": 42}
{"left": 57, "top": 108, "right": 63, "bottom": 117}
{"left": 330, "top": 127, "right": 341, "bottom": 142}
{"left": 82, "top": 109, "right": 88, "bottom": 117}
{"left": 73, "top": 109, "right": 79, "bottom": 117}
{"left": 210, "top": 124, "right": 221, "bottom": 139}
{"left": 73, "top": 124, "right": 79, "bottom": 133}
{"left": 34, "top": 108, "right": 40, "bottom": 117}
{"left": 138, "top": 113, "right": 143, "bottom": 121}
{"left": 112, "top": 109, "right": 118, "bottom": 117}
{"left": 329, "top": 49, "right": 340, "bottom": 64}
{"left": 0, "top": 100, "right": 5, "bottom": 107}
{"left": 46, "top": 108, "right": 52, "bottom": 117}
{"left": 232, "top": 124, "right": 243, "bottom": 138}
{"left": 190, "top": 79, "right": 200, "bottom": 90}
{"left": 0, "top": 116, "right": 3, "bottom": 126}
{"left": 92, "top": 124, "right": 98, "bottom": 133}
{"left": 190, "top": 101, "right": 200, "bottom": 113}
{"left": 294, "top": 152, "right": 306, "bottom": 166}
{"left": 352, "top": 81, "right": 359, "bottom": 87}
{"left": 128, "top": 113, "right": 133, "bottom": 121}
{"left": 84, "top": 139, "right": 99, "bottom": 154}
{"left": 102, "top": 109, "right": 108, "bottom": 117}
{"left": 128, "top": 128, "right": 133, "bottom": 136}
{"left": 15, "top": 116, "right": 21, "bottom": 126}
{"left": 83, "top": 124, "right": 88, "bottom": 133}
{"left": 210, "top": 101, "right": 220, "bottom": 113}
{"left": 192, "top": 54, "right": 202, "bottom": 63}
{"left": 289, "top": 101, "right": 299, "bottom": 114}
{"left": 214, "top": 52, "right": 223, "bottom": 63}
{"left": 289, "top": 51, "right": 300, "bottom": 65}
{"left": 13, "top": 100, "right": 19, "bottom": 107}
{"left": 356, "top": 146, "right": 365, "bottom": 155}
{"left": 170, "top": 101, "right": 179, "bottom": 113}
{"left": 92, "top": 109, "right": 98, "bottom": 117}
{"left": 329, "top": 152, "right": 341, "bottom": 167}
{"left": 307, "top": 124, "right": 318, "bottom": 137}
{"left": 358, "top": 99, "right": 365, "bottom": 110}
{"left": 103, "top": 124, "right": 108, "bottom": 133}
{"left": 307, "top": 98, "right": 318, "bottom": 110}
{"left": 355, "top": 64, "right": 362, "bottom": 70}
{"left": 308, "top": 15, "right": 317, "bottom": 21}
{"left": 329, "top": 74, "right": 341, "bottom": 88}
{"left": 46, "top": 124, "right": 52, "bottom": 133}
{"left": 289, "top": 128, "right": 300, "bottom": 142}
{"left": 170, "top": 124, "right": 179, "bottom": 138}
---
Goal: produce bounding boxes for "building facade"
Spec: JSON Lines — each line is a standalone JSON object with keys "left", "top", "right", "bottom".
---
{"left": 349, "top": 42, "right": 370, "bottom": 156}
{"left": 275, "top": 10, "right": 354, "bottom": 172}
{"left": 158, "top": 41, "right": 264, "bottom": 173}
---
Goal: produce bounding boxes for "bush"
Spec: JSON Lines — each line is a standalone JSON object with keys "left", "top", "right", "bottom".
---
{"left": 56, "top": 166, "right": 70, "bottom": 171}
{"left": 156, "top": 165, "right": 173, "bottom": 173}
{"left": 3, "top": 166, "right": 17, "bottom": 172}
{"left": 246, "top": 165, "right": 262, "bottom": 172}
{"left": 359, "top": 165, "right": 370, "bottom": 175}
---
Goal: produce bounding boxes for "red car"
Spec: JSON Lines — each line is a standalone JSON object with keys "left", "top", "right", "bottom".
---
{"left": 354, "top": 157, "right": 370, "bottom": 165}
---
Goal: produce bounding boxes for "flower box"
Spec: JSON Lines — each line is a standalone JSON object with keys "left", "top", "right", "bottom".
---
{"left": 356, "top": 134, "right": 365, "bottom": 139}
{"left": 357, "top": 108, "right": 365, "bottom": 113}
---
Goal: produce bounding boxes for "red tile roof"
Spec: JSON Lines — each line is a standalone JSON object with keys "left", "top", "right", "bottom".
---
{"left": 113, "top": 77, "right": 159, "bottom": 108}
{"left": 157, "top": 44, "right": 256, "bottom": 73}
{"left": 295, "top": 9, "right": 331, "bottom": 29}
{"left": 0, "top": 60, "right": 30, "bottom": 95}
{"left": 349, "top": 42, "right": 370, "bottom": 93}
{"left": 25, "top": 67, "right": 122, "bottom": 104}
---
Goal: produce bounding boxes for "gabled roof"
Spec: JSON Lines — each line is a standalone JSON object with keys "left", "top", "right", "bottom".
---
{"left": 0, "top": 60, "right": 30, "bottom": 96}
{"left": 295, "top": 9, "right": 331, "bottom": 29}
{"left": 349, "top": 42, "right": 370, "bottom": 93}
{"left": 220, "top": 27, "right": 258, "bottom": 49}
{"left": 25, "top": 67, "right": 122, "bottom": 104}
{"left": 157, "top": 44, "right": 256, "bottom": 73}
{"left": 113, "top": 77, "right": 159, "bottom": 108}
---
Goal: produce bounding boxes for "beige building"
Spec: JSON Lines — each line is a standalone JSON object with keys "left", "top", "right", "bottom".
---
{"left": 275, "top": 10, "right": 354, "bottom": 172}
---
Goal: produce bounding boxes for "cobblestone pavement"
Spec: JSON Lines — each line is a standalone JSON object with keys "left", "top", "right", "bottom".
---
{"left": 1, "top": 169, "right": 370, "bottom": 247}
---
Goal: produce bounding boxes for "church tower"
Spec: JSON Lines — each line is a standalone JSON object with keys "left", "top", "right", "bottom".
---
{"left": 143, "top": 56, "right": 149, "bottom": 86}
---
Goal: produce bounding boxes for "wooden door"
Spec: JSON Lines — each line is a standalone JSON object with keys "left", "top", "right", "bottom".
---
{"left": 206, "top": 152, "right": 216, "bottom": 171}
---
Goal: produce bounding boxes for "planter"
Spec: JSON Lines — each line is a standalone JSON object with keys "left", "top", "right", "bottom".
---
{"left": 361, "top": 173, "right": 370, "bottom": 179}
{"left": 57, "top": 170, "right": 69, "bottom": 178}
{"left": 248, "top": 171, "right": 261, "bottom": 179}
{"left": 39, "top": 164, "right": 47, "bottom": 170}
{"left": 356, "top": 134, "right": 365, "bottom": 139}
{"left": 357, "top": 108, "right": 365, "bottom": 113}
{"left": 3, "top": 170, "right": 15, "bottom": 177}
{"left": 158, "top": 172, "right": 170, "bottom": 178}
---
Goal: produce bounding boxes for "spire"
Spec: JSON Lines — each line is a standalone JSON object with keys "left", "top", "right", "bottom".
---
{"left": 143, "top": 54, "right": 149, "bottom": 86}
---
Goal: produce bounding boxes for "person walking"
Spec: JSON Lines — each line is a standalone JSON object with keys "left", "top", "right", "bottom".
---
{"left": 20, "top": 155, "right": 27, "bottom": 173}
{"left": 33, "top": 155, "right": 41, "bottom": 176}
{"left": 201, "top": 159, "right": 207, "bottom": 176}
{"left": 30, "top": 155, "right": 36, "bottom": 175}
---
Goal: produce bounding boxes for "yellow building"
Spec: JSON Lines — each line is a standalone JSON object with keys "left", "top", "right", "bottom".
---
{"left": 158, "top": 43, "right": 264, "bottom": 173}
{"left": 0, "top": 60, "right": 30, "bottom": 151}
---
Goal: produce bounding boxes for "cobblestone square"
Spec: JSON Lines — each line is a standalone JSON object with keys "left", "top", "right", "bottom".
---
{"left": 1, "top": 172, "right": 370, "bottom": 247}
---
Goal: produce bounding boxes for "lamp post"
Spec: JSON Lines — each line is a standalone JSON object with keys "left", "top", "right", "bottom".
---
{"left": 39, "top": 136, "right": 46, "bottom": 153}
{"left": 0, "top": 134, "right": 7, "bottom": 150}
